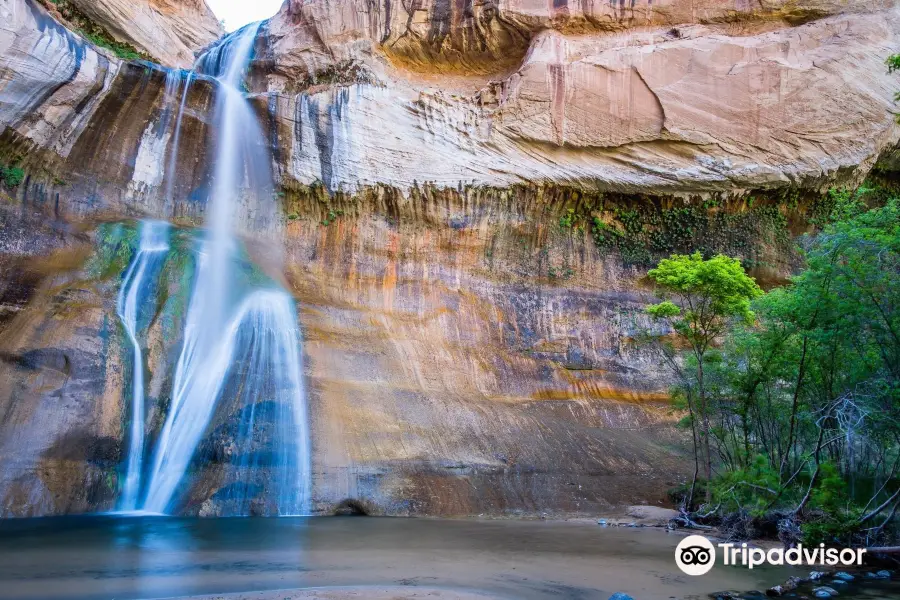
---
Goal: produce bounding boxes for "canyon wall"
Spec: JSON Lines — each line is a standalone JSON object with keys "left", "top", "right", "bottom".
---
{"left": 0, "top": 0, "right": 898, "bottom": 516}
{"left": 262, "top": 0, "right": 900, "bottom": 194}
{"left": 41, "top": 0, "right": 223, "bottom": 67}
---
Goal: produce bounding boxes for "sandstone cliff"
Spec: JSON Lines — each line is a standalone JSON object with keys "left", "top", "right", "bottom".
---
{"left": 0, "top": 0, "right": 898, "bottom": 517}
{"left": 47, "top": 0, "right": 222, "bottom": 67}
{"left": 261, "top": 0, "right": 900, "bottom": 194}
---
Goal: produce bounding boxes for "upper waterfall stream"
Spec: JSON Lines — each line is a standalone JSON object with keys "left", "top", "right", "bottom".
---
{"left": 114, "top": 24, "right": 311, "bottom": 516}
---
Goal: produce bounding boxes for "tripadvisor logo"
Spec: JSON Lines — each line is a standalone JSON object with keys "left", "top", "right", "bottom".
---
{"left": 674, "top": 535, "right": 867, "bottom": 576}
{"left": 675, "top": 535, "right": 716, "bottom": 576}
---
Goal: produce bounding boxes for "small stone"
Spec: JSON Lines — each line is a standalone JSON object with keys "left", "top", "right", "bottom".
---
{"left": 833, "top": 572, "right": 854, "bottom": 582}
{"left": 598, "top": 518, "right": 608, "bottom": 526}
{"left": 829, "top": 580, "right": 846, "bottom": 586}
{"left": 712, "top": 591, "right": 741, "bottom": 600}
{"left": 783, "top": 576, "right": 802, "bottom": 591}
{"left": 813, "top": 586, "right": 838, "bottom": 596}
{"left": 608, "top": 594, "right": 634, "bottom": 600}
{"left": 813, "top": 592, "right": 831, "bottom": 599}
{"left": 809, "top": 572, "right": 827, "bottom": 581}
{"left": 766, "top": 585, "right": 785, "bottom": 596}
{"left": 876, "top": 570, "right": 892, "bottom": 579}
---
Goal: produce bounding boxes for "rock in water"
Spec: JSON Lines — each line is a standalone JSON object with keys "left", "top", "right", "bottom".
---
{"left": 813, "top": 586, "right": 839, "bottom": 596}
{"left": 768, "top": 576, "right": 803, "bottom": 597}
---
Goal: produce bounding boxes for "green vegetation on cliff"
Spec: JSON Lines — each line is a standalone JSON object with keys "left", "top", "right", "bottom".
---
{"left": 0, "top": 163, "right": 25, "bottom": 188}
{"left": 41, "top": 0, "right": 152, "bottom": 61}
{"left": 589, "top": 198, "right": 795, "bottom": 268}
{"left": 889, "top": 53, "right": 900, "bottom": 123}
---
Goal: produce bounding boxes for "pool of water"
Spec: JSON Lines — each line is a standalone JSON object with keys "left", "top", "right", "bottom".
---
{"left": 0, "top": 516, "right": 892, "bottom": 600}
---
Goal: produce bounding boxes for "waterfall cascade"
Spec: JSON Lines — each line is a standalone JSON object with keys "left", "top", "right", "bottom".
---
{"left": 115, "top": 24, "right": 312, "bottom": 516}
{"left": 163, "top": 70, "right": 193, "bottom": 209}
{"left": 116, "top": 221, "right": 170, "bottom": 512}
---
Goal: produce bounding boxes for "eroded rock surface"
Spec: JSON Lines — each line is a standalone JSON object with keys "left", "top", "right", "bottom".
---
{"left": 267, "top": 0, "right": 889, "bottom": 77}
{"left": 3, "top": 0, "right": 899, "bottom": 206}
{"left": 64, "top": 0, "right": 222, "bottom": 68}
{"left": 265, "top": 1, "right": 900, "bottom": 194}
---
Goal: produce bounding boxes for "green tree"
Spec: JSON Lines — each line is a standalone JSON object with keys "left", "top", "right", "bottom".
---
{"left": 647, "top": 253, "right": 763, "bottom": 504}
{"left": 706, "top": 200, "right": 900, "bottom": 542}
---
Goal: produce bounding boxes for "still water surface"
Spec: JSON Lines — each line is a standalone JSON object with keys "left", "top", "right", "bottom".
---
{"left": 0, "top": 516, "right": 891, "bottom": 600}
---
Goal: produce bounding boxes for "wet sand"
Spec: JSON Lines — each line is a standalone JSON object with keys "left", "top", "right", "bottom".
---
{"left": 181, "top": 587, "right": 501, "bottom": 599}
{"left": 0, "top": 516, "right": 813, "bottom": 600}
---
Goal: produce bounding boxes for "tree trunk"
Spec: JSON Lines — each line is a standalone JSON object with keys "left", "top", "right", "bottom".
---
{"left": 780, "top": 335, "right": 808, "bottom": 481}
{"left": 697, "top": 357, "right": 712, "bottom": 504}
{"left": 685, "top": 389, "right": 701, "bottom": 511}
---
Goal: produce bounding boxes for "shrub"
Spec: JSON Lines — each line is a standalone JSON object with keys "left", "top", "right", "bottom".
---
{"left": 1, "top": 165, "right": 25, "bottom": 188}
{"left": 559, "top": 208, "right": 576, "bottom": 228}
{"left": 711, "top": 456, "right": 780, "bottom": 517}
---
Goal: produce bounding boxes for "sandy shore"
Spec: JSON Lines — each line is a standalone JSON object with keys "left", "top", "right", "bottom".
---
{"left": 161, "top": 586, "right": 502, "bottom": 600}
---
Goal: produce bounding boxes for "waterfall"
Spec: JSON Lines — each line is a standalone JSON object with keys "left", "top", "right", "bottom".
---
{"left": 158, "top": 69, "right": 183, "bottom": 134}
{"left": 116, "top": 221, "right": 170, "bottom": 512}
{"left": 163, "top": 71, "right": 193, "bottom": 209}
{"left": 216, "top": 290, "right": 311, "bottom": 515}
{"left": 136, "top": 23, "right": 312, "bottom": 516}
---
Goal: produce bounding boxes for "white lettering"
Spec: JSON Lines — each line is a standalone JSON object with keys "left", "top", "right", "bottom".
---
{"left": 718, "top": 543, "right": 734, "bottom": 566}
{"left": 785, "top": 546, "right": 802, "bottom": 566}
{"left": 767, "top": 548, "right": 784, "bottom": 565}
{"left": 748, "top": 548, "right": 766, "bottom": 569}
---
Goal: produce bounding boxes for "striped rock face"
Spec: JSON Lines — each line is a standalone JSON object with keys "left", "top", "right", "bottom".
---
{"left": 61, "top": 0, "right": 222, "bottom": 67}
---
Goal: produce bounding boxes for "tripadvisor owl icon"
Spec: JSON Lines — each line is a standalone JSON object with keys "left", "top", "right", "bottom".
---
{"left": 675, "top": 535, "right": 716, "bottom": 576}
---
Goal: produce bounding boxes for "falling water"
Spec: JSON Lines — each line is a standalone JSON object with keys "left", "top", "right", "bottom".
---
{"left": 140, "top": 23, "right": 311, "bottom": 515}
{"left": 163, "top": 71, "right": 193, "bottom": 209}
{"left": 158, "top": 69, "right": 183, "bottom": 134}
{"left": 116, "top": 221, "right": 170, "bottom": 511}
{"left": 215, "top": 291, "right": 311, "bottom": 514}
